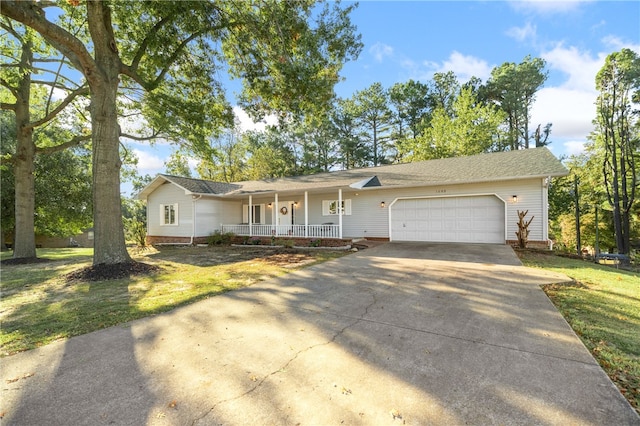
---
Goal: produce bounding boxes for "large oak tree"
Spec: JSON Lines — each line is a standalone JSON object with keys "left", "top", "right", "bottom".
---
{"left": 2, "top": 0, "right": 361, "bottom": 266}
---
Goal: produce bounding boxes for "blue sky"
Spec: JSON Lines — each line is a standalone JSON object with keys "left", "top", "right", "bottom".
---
{"left": 127, "top": 0, "right": 640, "bottom": 195}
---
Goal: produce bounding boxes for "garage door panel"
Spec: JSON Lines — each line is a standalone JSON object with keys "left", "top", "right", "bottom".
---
{"left": 391, "top": 196, "right": 505, "bottom": 244}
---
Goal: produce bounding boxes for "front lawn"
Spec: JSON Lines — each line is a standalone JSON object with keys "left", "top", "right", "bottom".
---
{"left": 0, "top": 246, "right": 348, "bottom": 356}
{"left": 518, "top": 250, "right": 640, "bottom": 415}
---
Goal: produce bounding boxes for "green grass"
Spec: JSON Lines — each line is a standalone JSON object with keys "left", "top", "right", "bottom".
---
{"left": 0, "top": 247, "right": 93, "bottom": 262}
{"left": 518, "top": 251, "right": 640, "bottom": 414}
{"left": 0, "top": 246, "right": 347, "bottom": 356}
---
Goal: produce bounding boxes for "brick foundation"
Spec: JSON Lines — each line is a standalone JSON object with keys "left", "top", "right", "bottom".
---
{"left": 146, "top": 235, "right": 352, "bottom": 248}
{"left": 146, "top": 236, "right": 209, "bottom": 245}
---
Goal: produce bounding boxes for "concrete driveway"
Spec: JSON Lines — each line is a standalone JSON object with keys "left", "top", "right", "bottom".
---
{"left": 2, "top": 243, "right": 638, "bottom": 425}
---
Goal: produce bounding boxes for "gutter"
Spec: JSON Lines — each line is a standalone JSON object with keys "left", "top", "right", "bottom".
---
{"left": 190, "top": 195, "right": 203, "bottom": 245}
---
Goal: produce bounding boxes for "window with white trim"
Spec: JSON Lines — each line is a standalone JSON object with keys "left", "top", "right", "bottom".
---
{"left": 160, "top": 203, "right": 178, "bottom": 225}
{"left": 322, "top": 199, "right": 352, "bottom": 216}
{"left": 243, "top": 204, "right": 266, "bottom": 224}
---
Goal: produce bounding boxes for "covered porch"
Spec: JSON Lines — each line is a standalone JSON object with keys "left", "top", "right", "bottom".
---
{"left": 220, "top": 189, "right": 346, "bottom": 239}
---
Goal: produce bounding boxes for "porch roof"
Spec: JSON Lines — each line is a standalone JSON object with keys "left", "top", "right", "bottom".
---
{"left": 137, "top": 147, "right": 568, "bottom": 199}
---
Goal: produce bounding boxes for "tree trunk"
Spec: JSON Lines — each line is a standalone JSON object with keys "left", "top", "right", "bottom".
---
{"left": 87, "top": 1, "right": 131, "bottom": 265}
{"left": 12, "top": 40, "right": 37, "bottom": 260}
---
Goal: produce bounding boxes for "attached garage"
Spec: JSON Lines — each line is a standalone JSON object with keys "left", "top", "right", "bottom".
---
{"left": 389, "top": 195, "right": 505, "bottom": 244}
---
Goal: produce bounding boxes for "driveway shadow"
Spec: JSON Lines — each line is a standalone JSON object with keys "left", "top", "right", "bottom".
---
{"left": 2, "top": 244, "right": 637, "bottom": 425}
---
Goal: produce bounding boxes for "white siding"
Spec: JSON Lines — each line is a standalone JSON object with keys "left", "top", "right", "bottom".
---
{"left": 147, "top": 178, "right": 547, "bottom": 242}
{"left": 302, "top": 179, "right": 545, "bottom": 241}
{"left": 147, "top": 182, "right": 193, "bottom": 237}
{"left": 195, "top": 199, "right": 242, "bottom": 237}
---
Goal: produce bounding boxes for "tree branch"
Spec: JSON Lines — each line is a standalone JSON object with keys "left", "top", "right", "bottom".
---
{"left": 120, "top": 131, "right": 163, "bottom": 141}
{"left": 1, "top": 102, "right": 17, "bottom": 111}
{"left": 28, "top": 85, "right": 89, "bottom": 129}
{"left": 1, "top": 0, "right": 97, "bottom": 82}
{"left": 35, "top": 134, "right": 91, "bottom": 155}
{"left": 129, "top": 13, "right": 177, "bottom": 71}
{"left": 121, "top": 29, "right": 208, "bottom": 91}
{"left": 0, "top": 77, "right": 18, "bottom": 96}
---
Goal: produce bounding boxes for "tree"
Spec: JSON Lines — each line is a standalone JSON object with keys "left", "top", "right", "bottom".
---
{"left": 244, "top": 128, "right": 298, "bottom": 180}
{"left": 1, "top": 18, "right": 90, "bottom": 259}
{"left": 352, "top": 82, "right": 392, "bottom": 166}
{"left": 2, "top": 0, "right": 361, "bottom": 266}
{"left": 0, "top": 111, "right": 92, "bottom": 246}
{"left": 428, "top": 71, "right": 460, "bottom": 118}
{"left": 197, "top": 130, "right": 249, "bottom": 183}
{"left": 409, "top": 87, "right": 505, "bottom": 160}
{"left": 591, "top": 48, "right": 640, "bottom": 255}
{"left": 388, "top": 79, "right": 430, "bottom": 161}
{"left": 484, "top": 56, "right": 548, "bottom": 150}
{"left": 164, "top": 151, "right": 193, "bottom": 178}
{"left": 330, "top": 97, "right": 368, "bottom": 169}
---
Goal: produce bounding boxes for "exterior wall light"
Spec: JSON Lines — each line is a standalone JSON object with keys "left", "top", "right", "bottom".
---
{"left": 268, "top": 203, "right": 272, "bottom": 208}
{"left": 512, "top": 195, "right": 518, "bottom": 203}
{"left": 380, "top": 201, "right": 385, "bottom": 208}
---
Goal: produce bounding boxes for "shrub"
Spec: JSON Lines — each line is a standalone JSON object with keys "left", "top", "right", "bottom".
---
{"left": 309, "top": 239, "right": 321, "bottom": 247}
{"left": 124, "top": 218, "right": 147, "bottom": 247}
{"left": 278, "top": 239, "right": 295, "bottom": 248}
{"left": 208, "top": 230, "right": 235, "bottom": 246}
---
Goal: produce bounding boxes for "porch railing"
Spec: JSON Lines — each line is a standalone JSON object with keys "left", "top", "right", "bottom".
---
{"left": 221, "top": 224, "right": 340, "bottom": 239}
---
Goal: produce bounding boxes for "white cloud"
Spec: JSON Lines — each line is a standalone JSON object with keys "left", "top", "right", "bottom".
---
{"left": 531, "top": 87, "right": 596, "bottom": 143}
{"left": 233, "top": 107, "right": 277, "bottom": 133}
{"left": 132, "top": 149, "right": 165, "bottom": 172}
{"left": 369, "top": 42, "right": 394, "bottom": 63}
{"left": 506, "top": 22, "right": 537, "bottom": 42}
{"left": 423, "top": 51, "right": 493, "bottom": 83}
{"left": 601, "top": 35, "right": 640, "bottom": 53}
{"left": 541, "top": 43, "right": 605, "bottom": 90}
{"left": 509, "top": 0, "right": 592, "bottom": 14}
{"left": 563, "top": 140, "right": 587, "bottom": 156}
{"left": 529, "top": 43, "right": 606, "bottom": 147}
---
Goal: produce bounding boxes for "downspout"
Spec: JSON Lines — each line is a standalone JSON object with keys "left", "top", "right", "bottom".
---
{"left": 191, "top": 195, "right": 202, "bottom": 245}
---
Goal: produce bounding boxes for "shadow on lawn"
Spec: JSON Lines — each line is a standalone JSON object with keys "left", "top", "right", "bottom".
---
{"left": 5, "top": 278, "right": 156, "bottom": 425}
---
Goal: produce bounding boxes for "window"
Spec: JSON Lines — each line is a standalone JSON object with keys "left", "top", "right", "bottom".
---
{"left": 322, "top": 199, "right": 352, "bottom": 216}
{"left": 243, "top": 204, "right": 265, "bottom": 224}
{"left": 160, "top": 203, "right": 178, "bottom": 225}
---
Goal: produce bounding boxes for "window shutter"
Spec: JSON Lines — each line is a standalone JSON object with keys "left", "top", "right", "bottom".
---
{"left": 242, "top": 205, "right": 249, "bottom": 223}
{"left": 344, "top": 199, "right": 352, "bottom": 215}
{"left": 322, "top": 200, "right": 331, "bottom": 216}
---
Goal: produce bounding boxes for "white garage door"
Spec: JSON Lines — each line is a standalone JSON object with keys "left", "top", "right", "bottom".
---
{"left": 390, "top": 196, "right": 505, "bottom": 243}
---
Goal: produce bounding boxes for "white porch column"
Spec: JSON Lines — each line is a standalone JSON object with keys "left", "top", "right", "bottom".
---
{"left": 249, "top": 195, "right": 253, "bottom": 236}
{"left": 338, "top": 188, "right": 343, "bottom": 239}
{"left": 304, "top": 191, "right": 309, "bottom": 237}
{"left": 274, "top": 193, "right": 279, "bottom": 228}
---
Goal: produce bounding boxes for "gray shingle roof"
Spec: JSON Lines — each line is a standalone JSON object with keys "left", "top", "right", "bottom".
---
{"left": 139, "top": 148, "right": 568, "bottom": 199}
{"left": 160, "top": 174, "right": 240, "bottom": 194}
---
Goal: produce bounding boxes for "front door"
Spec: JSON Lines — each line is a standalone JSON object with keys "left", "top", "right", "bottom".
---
{"left": 277, "top": 201, "right": 295, "bottom": 226}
